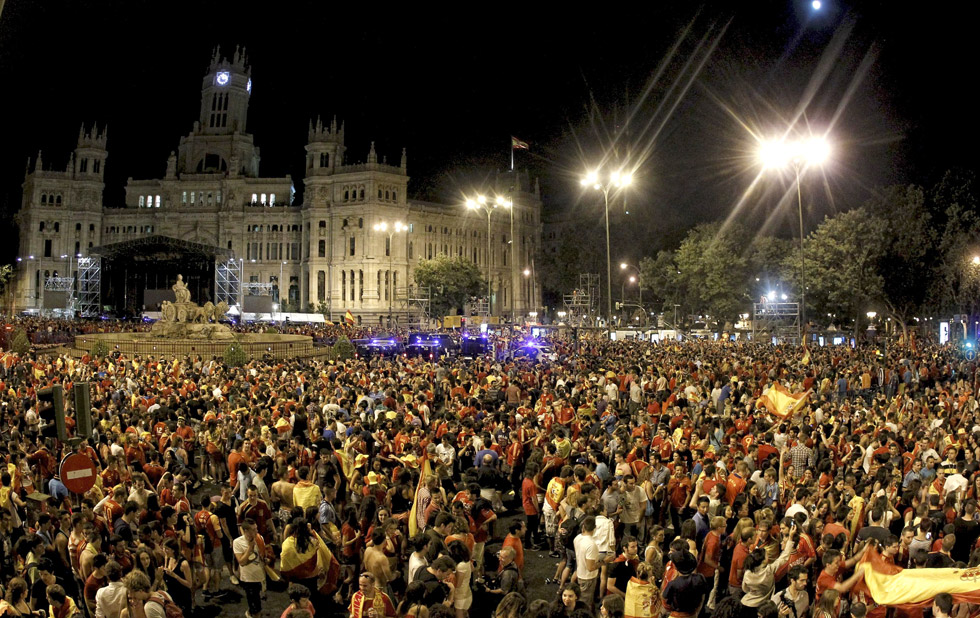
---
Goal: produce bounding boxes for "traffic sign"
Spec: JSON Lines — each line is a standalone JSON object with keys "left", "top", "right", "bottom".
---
{"left": 967, "top": 349, "right": 977, "bottom": 362}
{"left": 60, "top": 453, "right": 97, "bottom": 494}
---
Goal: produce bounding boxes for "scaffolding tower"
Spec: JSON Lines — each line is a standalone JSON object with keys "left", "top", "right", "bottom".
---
{"left": 752, "top": 300, "right": 801, "bottom": 344}
{"left": 563, "top": 273, "right": 600, "bottom": 326}
{"left": 76, "top": 257, "right": 101, "bottom": 318}
{"left": 43, "top": 276, "right": 76, "bottom": 315}
{"left": 215, "top": 259, "right": 243, "bottom": 308}
{"left": 402, "top": 285, "right": 432, "bottom": 331}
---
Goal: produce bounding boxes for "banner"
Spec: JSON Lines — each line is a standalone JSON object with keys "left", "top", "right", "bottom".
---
{"left": 757, "top": 383, "right": 810, "bottom": 419}
{"left": 856, "top": 545, "right": 980, "bottom": 608}
{"left": 408, "top": 455, "right": 433, "bottom": 537}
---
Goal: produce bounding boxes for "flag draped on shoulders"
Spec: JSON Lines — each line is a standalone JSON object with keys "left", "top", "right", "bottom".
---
{"left": 757, "top": 383, "right": 810, "bottom": 419}
{"left": 408, "top": 455, "right": 432, "bottom": 537}
{"left": 624, "top": 576, "right": 663, "bottom": 618}
{"left": 857, "top": 545, "right": 980, "bottom": 608}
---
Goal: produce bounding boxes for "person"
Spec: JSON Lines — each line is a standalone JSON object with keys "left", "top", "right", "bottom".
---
{"left": 573, "top": 516, "right": 599, "bottom": 609}
{"left": 552, "top": 584, "right": 588, "bottom": 617}
{"left": 771, "top": 565, "right": 809, "bottom": 618}
{"left": 234, "top": 519, "right": 267, "bottom": 618}
{"left": 494, "top": 547, "right": 525, "bottom": 599}
{"left": 0, "top": 579, "right": 36, "bottom": 618}
{"left": 416, "top": 556, "right": 456, "bottom": 608}
{"left": 621, "top": 563, "right": 662, "bottom": 618}
{"left": 396, "top": 582, "right": 428, "bottom": 618}
{"left": 45, "top": 584, "right": 79, "bottom": 618}
{"left": 349, "top": 572, "right": 396, "bottom": 618}
{"left": 740, "top": 534, "right": 795, "bottom": 613}
{"left": 448, "top": 541, "right": 473, "bottom": 618}
{"left": 161, "top": 539, "right": 193, "bottom": 615}
{"left": 932, "top": 592, "right": 955, "bottom": 618}
{"left": 121, "top": 570, "right": 170, "bottom": 618}
{"left": 494, "top": 593, "right": 527, "bottom": 618}
{"left": 662, "top": 550, "right": 708, "bottom": 617}
{"left": 94, "top": 561, "right": 128, "bottom": 618}
{"left": 407, "top": 534, "right": 430, "bottom": 585}
{"left": 812, "top": 589, "right": 840, "bottom": 618}
{"left": 280, "top": 583, "right": 315, "bottom": 618}
{"left": 605, "top": 536, "right": 639, "bottom": 598}
{"left": 501, "top": 521, "right": 525, "bottom": 573}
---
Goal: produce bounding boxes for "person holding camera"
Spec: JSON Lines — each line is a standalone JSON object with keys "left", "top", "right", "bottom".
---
{"left": 771, "top": 565, "right": 809, "bottom": 618}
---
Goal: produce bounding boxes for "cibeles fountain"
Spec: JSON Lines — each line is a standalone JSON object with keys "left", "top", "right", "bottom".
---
{"left": 152, "top": 274, "right": 234, "bottom": 339}
{"left": 75, "top": 274, "right": 314, "bottom": 360}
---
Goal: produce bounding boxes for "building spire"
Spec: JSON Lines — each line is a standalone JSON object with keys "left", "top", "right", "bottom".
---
{"left": 367, "top": 141, "right": 377, "bottom": 164}
{"left": 401, "top": 147, "right": 407, "bottom": 170}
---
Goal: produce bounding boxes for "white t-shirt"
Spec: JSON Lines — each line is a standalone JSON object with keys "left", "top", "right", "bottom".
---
{"left": 574, "top": 533, "right": 599, "bottom": 580}
{"left": 233, "top": 535, "right": 266, "bottom": 582}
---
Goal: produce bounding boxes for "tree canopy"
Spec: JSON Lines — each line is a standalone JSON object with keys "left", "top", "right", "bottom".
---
{"left": 413, "top": 255, "right": 486, "bottom": 317}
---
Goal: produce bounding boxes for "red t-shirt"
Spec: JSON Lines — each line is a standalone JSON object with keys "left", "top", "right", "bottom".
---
{"left": 522, "top": 478, "right": 539, "bottom": 515}
{"left": 696, "top": 530, "right": 721, "bottom": 577}
{"left": 816, "top": 569, "right": 838, "bottom": 599}
{"left": 729, "top": 543, "right": 749, "bottom": 587}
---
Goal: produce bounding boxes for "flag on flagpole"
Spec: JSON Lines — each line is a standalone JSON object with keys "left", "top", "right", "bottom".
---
{"left": 801, "top": 349, "right": 810, "bottom": 366}
{"left": 344, "top": 310, "right": 355, "bottom": 325}
{"left": 511, "top": 136, "right": 529, "bottom": 150}
{"left": 757, "top": 383, "right": 810, "bottom": 419}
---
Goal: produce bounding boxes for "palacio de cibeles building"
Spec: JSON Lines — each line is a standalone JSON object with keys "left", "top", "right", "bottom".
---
{"left": 11, "top": 47, "right": 542, "bottom": 327}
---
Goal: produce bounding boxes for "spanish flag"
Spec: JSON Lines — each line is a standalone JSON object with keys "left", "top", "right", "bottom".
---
{"left": 511, "top": 136, "right": 529, "bottom": 150}
{"left": 855, "top": 545, "right": 980, "bottom": 608}
{"left": 280, "top": 533, "right": 341, "bottom": 597}
{"left": 757, "top": 383, "right": 810, "bottom": 419}
{"left": 801, "top": 349, "right": 810, "bottom": 366}
{"left": 344, "top": 310, "right": 355, "bottom": 325}
{"left": 624, "top": 576, "right": 663, "bottom": 618}
{"left": 408, "top": 455, "right": 433, "bottom": 537}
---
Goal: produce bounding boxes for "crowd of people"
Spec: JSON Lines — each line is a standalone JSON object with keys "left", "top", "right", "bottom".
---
{"left": 0, "top": 318, "right": 975, "bottom": 618}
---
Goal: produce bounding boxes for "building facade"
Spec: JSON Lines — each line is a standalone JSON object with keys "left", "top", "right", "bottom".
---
{"left": 12, "top": 48, "right": 542, "bottom": 323}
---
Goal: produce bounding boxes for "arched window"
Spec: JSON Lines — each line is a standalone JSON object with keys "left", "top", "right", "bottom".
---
{"left": 342, "top": 270, "right": 347, "bottom": 301}
{"left": 392, "top": 191, "right": 397, "bottom": 201}
{"left": 261, "top": 193, "right": 267, "bottom": 205}
{"left": 139, "top": 196, "right": 145, "bottom": 207}
{"left": 408, "top": 241, "right": 413, "bottom": 259}
{"left": 342, "top": 218, "right": 349, "bottom": 228}
{"left": 318, "top": 240, "right": 325, "bottom": 258}
{"left": 155, "top": 195, "right": 161, "bottom": 208}
{"left": 385, "top": 190, "right": 390, "bottom": 200}
{"left": 251, "top": 194, "right": 258, "bottom": 204}
{"left": 359, "top": 188, "right": 365, "bottom": 200}
{"left": 378, "top": 188, "right": 383, "bottom": 199}
{"left": 41, "top": 194, "right": 47, "bottom": 204}
{"left": 358, "top": 218, "right": 363, "bottom": 228}
{"left": 270, "top": 193, "right": 276, "bottom": 205}
{"left": 343, "top": 189, "right": 349, "bottom": 201}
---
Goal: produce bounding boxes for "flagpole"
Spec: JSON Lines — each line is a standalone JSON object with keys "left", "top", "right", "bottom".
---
{"left": 510, "top": 139, "right": 514, "bottom": 171}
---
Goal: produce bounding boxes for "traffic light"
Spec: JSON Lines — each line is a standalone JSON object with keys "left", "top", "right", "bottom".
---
{"left": 73, "top": 382, "right": 93, "bottom": 439}
{"left": 36, "top": 385, "right": 66, "bottom": 441}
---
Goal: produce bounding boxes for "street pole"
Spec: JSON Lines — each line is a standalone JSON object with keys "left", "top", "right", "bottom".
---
{"left": 388, "top": 237, "right": 393, "bottom": 327}
{"left": 795, "top": 164, "right": 806, "bottom": 345}
{"left": 603, "top": 189, "right": 612, "bottom": 337}
{"left": 510, "top": 203, "right": 515, "bottom": 325}
{"left": 486, "top": 210, "right": 492, "bottom": 316}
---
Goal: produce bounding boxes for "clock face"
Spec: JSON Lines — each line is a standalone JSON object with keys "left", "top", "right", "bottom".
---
{"left": 246, "top": 78, "right": 252, "bottom": 94}
{"left": 216, "top": 71, "right": 230, "bottom": 86}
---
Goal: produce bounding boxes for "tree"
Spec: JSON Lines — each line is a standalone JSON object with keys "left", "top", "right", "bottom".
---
{"left": 8, "top": 329, "right": 29, "bottom": 355}
{"left": 332, "top": 336, "right": 355, "bottom": 360}
{"left": 223, "top": 340, "right": 248, "bottom": 367}
{"left": 783, "top": 208, "right": 884, "bottom": 331}
{"left": 670, "top": 222, "right": 754, "bottom": 327}
{"left": 413, "top": 255, "right": 486, "bottom": 317}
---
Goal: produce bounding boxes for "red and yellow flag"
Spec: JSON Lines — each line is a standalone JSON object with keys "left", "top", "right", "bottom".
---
{"left": 511, "top": 136, "right": 529, "bottom": 150}
{"left": 855, "top": 545, "right": 980, "bottom": 608}
{"left": 344, "top": 310, "right": 356, "bottom": 325}
{"left": 757, "top": 383, "right": 810, "bottom": 419}
{"left": 408, "top": 455, "right": 433, "bottom": 537}
{"left": 624, "top": 576, "right": 663, "bottom": 618}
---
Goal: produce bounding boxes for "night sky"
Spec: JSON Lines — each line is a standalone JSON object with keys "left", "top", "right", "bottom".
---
{"left": 0, "top": 1, "right": 975, "bottom": 261}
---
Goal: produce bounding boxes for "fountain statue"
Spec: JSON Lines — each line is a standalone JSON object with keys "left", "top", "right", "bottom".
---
{"left": 151, "top": 274, "right": 233, "bottom": 339}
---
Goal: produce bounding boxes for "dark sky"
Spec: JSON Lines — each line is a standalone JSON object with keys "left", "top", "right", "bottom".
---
{"left": 0, "top": 0, "right": 976, "bottom": 260}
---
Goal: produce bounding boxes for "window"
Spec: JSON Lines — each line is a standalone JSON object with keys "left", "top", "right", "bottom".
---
{"left": 79, "top": 159, "right": 88, "bottom": 173}
{"left": 350, "top": 270, "right": 355, "bottom": 302}
{"left": 191, "top": 191, "right": 196, "bottom": 204}
{"left": 75, "top": 241, "right": 80, "bottom": 254}
{"left": 359, "top": 270, "right": 364, "bottom": 301}
{"left": 54, "top": 222, "right": 60, "bottom": 232}
{"left": 318, "top": 240, "right": 325, "bottom": 258}
{"left": 342, "top": 271, "right": 346, "bottom": 301}
{"left": 270, "top": 193, "right": 276, "bottom": 205}
{"left": 41, "top": 194, "right": 47, "bottom": 204}
{"left": 89, "top": 224, "right": 94, "bottom": 232}
{"left": 39, "top": 222, "right": 44, "bottom": 232}
{"left": 359, "top": 188, "right": 365, "bottom": 200}
{"left": 378, "top": 188, "right": 383, "bottom": 199}
{"left": 349, "top": 237, "right": 355, "bottom": 256}
{"left": 377, "top": 271, "right": 382, "bottom": 300}
{"left": 75, "top": 223, "right": 81, "bottom": 232}
{"left": 318, "top": 221, "right": 326, "bottom": 236}
{"left": 139, "top": 196, "right": 145, "bottom": 207}
{"left": 44, "top": 239, "right": 52, "bottom": 257}
{"left": 408, "top": 241, "right": 413, "bottom": 259}
{"left": 182, "top": 191, "right": 187, "bottom": 204}
{"left": 94, "top": 160, "right": 101, "bottom": 173}
{"left": 392, "top": 190, "right": 397, "bottom": 201}
{"left": 385, "top": 236, "right": 391, "bottom": 257}
{"left": 217, "top": 191, "right": 222, "bottom": 203}
{"left": 261, "top": 193, "right": 267, "bottom": 205}
{"left": 343, "top": 189, "right": 349, "bottom": 201}
{"left": 358, "top": 218, "right": 363, "bottom": 228}
{"left": 317, "top": 271, "right": 325, "bottom": 301}
{"left": 155, "top": 195, "right": 161, "bottom": 208}
{"left": 385, "top": 190, "right": 390, "bottom": 200}
{"left": 319, "top": 153, "right": 329, "bottom": 168}
{"left": 251, "top": 193, "right": 258, "bottom": 204}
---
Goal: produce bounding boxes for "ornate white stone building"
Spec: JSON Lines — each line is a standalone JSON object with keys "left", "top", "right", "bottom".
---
{"left": 12, "top": 48, "right": 542, "bottom": 324}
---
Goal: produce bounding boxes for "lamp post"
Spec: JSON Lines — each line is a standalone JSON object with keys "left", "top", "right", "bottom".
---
{"left": 279, "top": 260, "right": 287, "bottom": 320}
{"left": 759, "top": 136, "right": 830, "bottom": 345}
{"left": 465, "top": 195, "right": 511, "bottom": 317}
{"left": 523, "top": 268, "right": 532, "bottom": 321}
{"left": 620, "top": 262, "right": 643, "bottom": 317}
{"left": 580, "top": 170, "right": 633, "bottom": 336}
{"left": 373, "top": 221, "right": 405, "bottom": 328}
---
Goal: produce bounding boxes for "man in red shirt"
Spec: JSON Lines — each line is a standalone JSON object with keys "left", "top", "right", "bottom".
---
{"left": 815, "top": 548, "right": 866, "bottom": 601}
{"left": 521, "top": 469, "right": 543, "bottom": 549}
{"left": 697, "top": 516, "right": 726, "bottom": 609}
{"left": 728, "top": 526, "right": 754, "bottom": 600}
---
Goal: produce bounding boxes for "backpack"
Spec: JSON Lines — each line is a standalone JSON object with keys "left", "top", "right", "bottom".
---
{"left": 148, "top": 592, "right": 184, "bottom": 618}
{"left": 558, "top": 512, "right": 582, "bottom": 548}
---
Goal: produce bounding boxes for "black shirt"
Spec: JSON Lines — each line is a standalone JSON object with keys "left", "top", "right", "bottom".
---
{"left": 924, "top": 552, "right": 956, "bottom": 568}
{"left": 416, "top": 569, "right": 450, "bottom": 605}
{"left": 609, "top": 557, "right": 638, "bottom": 594}
{"left": 953, "top": 517, "right": 980, "bottom": 563}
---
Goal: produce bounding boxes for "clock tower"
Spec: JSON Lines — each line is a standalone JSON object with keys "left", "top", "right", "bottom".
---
{"left": 177, "top": 45, "right": 260, "bottom": 177}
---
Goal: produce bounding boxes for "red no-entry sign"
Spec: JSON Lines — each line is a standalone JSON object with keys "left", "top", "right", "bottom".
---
{"left": 60, "top": 454, "right": 97, "bottom": 494}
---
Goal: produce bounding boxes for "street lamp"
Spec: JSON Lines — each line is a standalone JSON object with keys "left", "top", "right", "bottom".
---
{"left": 523, "top": 268, "right": 534, "bottom": 320}
{"left": 465, "top": 195, "right": 511, "bottom": 317}
{"left": 580, "top": 169, "right": 633, "bottom": 335}
{"left": 373, "top": 221, "right": 405, "bottom": 327}
{"left": 758, "top": 135, "right": 830, "bottom": 344}
{"left": 279, "top": 260, "right": 287, "bottom": 320}
{"left": 620, "top": 262, "right": 644, "bottom": 316}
